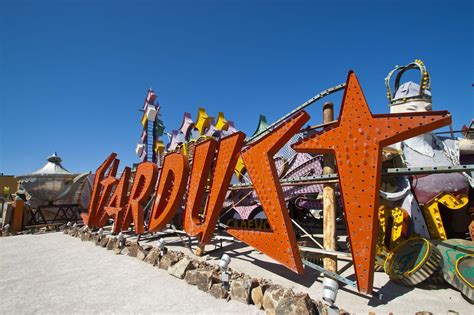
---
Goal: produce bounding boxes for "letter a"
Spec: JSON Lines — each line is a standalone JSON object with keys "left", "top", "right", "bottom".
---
{"left": 104, "top": 167, "right": 131, "bottom": 234}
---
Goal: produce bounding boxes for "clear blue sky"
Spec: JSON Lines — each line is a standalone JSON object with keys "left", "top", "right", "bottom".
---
{"left": 1, "top": 0, "right": 472, "bottom": 175}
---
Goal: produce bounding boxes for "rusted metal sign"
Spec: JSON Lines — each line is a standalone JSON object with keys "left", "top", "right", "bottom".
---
{"left": 82, "top": 71, "right": 452, "bottom": 294}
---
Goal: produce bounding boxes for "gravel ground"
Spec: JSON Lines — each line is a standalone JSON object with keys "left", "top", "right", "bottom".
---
{"left": 0, "top": 233, "right": 261, "bottom": 314}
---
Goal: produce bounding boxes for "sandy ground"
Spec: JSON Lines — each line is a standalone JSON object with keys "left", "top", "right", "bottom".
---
{"left": 0, "top": 233, "right": 261, "bottom": 314}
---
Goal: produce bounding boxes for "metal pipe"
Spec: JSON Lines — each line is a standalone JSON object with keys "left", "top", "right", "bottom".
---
{"left": 291, "top": 218, "right": 324, "bottom": 249}
{"left": 302, "top": 119, "right": 338, "bottom": 132}
{"left": 245, "top": 83, "right": 346, "bottom": 144}
{"left": 228, "top": 165, "right": 474, "bottom": 190}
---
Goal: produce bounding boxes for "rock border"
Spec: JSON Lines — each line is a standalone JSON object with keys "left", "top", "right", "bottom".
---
{"left": 63, "top": 226, "right": 329, "bottom": 314}
{"left": 1, "top": 226, "right": 55, "bottom": 236}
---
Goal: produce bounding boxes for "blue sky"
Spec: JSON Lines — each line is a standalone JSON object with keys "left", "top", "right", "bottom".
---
{"left": 1, "top": 0, "right": 472, "bottom": 175}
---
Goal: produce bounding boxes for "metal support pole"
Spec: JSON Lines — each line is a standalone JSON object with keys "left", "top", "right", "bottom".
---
{"left": 322, "top": 102, "right": 337, "bottom": 273}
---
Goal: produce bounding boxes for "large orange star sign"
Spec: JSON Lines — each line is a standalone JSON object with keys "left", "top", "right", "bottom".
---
{"left": 293, "top": 71, "right": 451, "bottom": 294}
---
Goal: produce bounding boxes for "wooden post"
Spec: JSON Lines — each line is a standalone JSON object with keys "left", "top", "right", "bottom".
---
{"left": 12, "top": 199, "right": 24, "bottom": 233}
{"left": 322, "top": 102, "right": 337, "bottom": 272}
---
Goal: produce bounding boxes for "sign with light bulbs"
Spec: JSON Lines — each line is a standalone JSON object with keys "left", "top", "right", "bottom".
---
{"left": 82, "top": 71, "right": 451, "bottom": 294}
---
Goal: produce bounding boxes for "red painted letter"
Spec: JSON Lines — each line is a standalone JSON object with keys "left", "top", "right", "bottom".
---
{"left": 183, "top": 132, "right": 245, "bottom": 245}
{"left": 82, "top": 153, "right": 119, "bottom": 227}
{"left": 118, "top": 162, "right": 158, "bottom": 234}
{"left": 226, "top": 112, "right": 309, "bottom": 273}
{"left": 104, "top": 167, "right": 131, "bottom": 234}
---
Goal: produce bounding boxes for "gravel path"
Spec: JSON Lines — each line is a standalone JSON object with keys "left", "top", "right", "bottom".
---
{"left": 0, "top": 233, "right": 261, "bottom": 314}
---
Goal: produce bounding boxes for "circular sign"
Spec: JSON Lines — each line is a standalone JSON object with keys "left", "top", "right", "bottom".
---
{"left": 454, "top": 254, "right": 474, "bottom": 303}
{"left": 384, "top": 237, "right": 441, "bottom": 286}
{"left": 432, "top": 239, "right": 474, "bottom": 288}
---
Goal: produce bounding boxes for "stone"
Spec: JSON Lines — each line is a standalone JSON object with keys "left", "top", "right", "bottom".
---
{"left": 126, "top": 242, "right": 141, "bottom": 257}
{"left": 168, "top": 257, "right": 195, "bottom": 279}
{"left": 184, "top": 269, "right": 214, "bottom": 292}
{"left": 275, "top": 293, "right": 316, "bottom": 315}
{"left": 88, "top": 233, "right": 97, "bottom": 242}
{"left": 144, "top": 248, "right": 161, "bottom": 265}
{"left": 99, "top": 236, "right": 109, "bottom": 247}
{"left": 121, "top": 247, "right": 130, "bottom": 255}
{"left": 262, "top": 284, "right": 288, "bottom": 315}
{"left": 81, "top": 232, "right": 91, "bottom": 242}
{"left": 158, "top": 252, "right": 180, "bottom": 270}
{"left": 106, "top": 237, "right": 117, "bottom": 250}
{"left": 251, "top": 285, "right": 265, "bottom": 309}
{"left": 196, "top": 269, "right": 214, "bottom": 292}
{"left": 136, "top": 244, "right": 150, "bottom": 260}
{"left": 137, "top": 249, "right": 147, "bottom": 261}
{"left": 184, "top": 269, "right": 199, "bottom": 286}
{"left": 209, "top": 283, "right": 228, "bottom": 299}
{"left": 230, "top": 277, "right": 258, "bottom": 304}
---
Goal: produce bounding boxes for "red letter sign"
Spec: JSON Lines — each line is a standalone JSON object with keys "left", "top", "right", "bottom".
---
{"left": 226, "top": 112, "right": 309, "bottom": 273}
{"left": 148, "top": 153, "right": 190, "bottom": 232}
{"left": 82, "top": 153, "right": 119, "bottom": 227}
{"left": 118, "top": 162, "right": 158, "bottom": 234}
{"left": 184, "top": 132, "right": 245, "bottom": 246}
{"left": 104, "top": 167, "right": 131, "bottom": 234}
